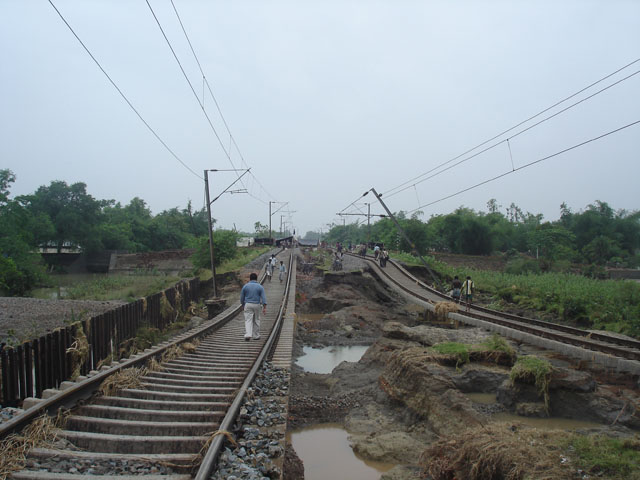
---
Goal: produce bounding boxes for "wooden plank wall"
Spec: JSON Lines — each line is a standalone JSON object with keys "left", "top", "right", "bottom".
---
{"left": 0, "top": 277, "right": 200, "bottom": 407}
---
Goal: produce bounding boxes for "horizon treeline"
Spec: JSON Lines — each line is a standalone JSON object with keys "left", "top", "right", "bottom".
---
{"left": 321, "top": 198, "right": 640, "bottom": 273}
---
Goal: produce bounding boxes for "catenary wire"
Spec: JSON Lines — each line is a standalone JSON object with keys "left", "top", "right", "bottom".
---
{"left": 405, "top": 119, "right": 640, "bottom": 214}
{"left": 385, "top": 68, "right": 640, "bottom": 199}
{"left": 47, "top": 0, "right": 202, "bottom": 180}
{"left": 167, "top": 0, "right": 276, "bottom": 203}
{"left": 382, "top": 58, "right": 640, "bottom": 198}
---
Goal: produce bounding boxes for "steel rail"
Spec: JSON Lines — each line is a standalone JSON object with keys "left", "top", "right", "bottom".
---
{"left": 343, "top": 250, "right": 640, "bottom": 361}
{"left": 193, "top": 250, "right": 294, "bottom": 479}
{"left": 0, "top": 249, "right": 283, "bottom": 442}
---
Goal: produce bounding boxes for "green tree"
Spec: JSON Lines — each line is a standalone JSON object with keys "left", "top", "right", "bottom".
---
{"left": 0, "top": 170, "right": 49, "bottom": 295}
{"left": 191, "top": 230, "right": 239, "bottom": 269}
{"left": 20, "top": 180, "right": 107, "bottom": 253}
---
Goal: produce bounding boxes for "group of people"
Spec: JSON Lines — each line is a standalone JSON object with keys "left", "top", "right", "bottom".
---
{"left": 451, "top": 275, "right": 474, "bottom": 311}
{"left": 264, "top": 254, "right": 287, "bottom": 283}
{"left": 372, "top": 244, "right": 390, "bottom": 267}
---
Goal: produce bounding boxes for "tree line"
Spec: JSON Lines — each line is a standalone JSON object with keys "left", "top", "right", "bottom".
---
{"left": 0, "top": 170, "right": 241, "bottom": 295}
{"left": 322, "top": 198, "right": 640, "bottom": 274}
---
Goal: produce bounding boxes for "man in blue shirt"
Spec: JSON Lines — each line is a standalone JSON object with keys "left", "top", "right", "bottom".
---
{"left": 240, "top": 272, "right": 267, "bottom": 340}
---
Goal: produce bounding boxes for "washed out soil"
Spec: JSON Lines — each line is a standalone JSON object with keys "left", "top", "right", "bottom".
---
{"left": 285, "top": 249, "right": 640, "bottom": 480}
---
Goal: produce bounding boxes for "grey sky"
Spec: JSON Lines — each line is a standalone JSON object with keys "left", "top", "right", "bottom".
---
{"left": 2, "top": 0, "right": 639, "bottom": 236}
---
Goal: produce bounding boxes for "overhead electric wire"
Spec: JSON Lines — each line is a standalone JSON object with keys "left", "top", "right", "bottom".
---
{"left": 388, "top": 68, "right": 640, "bottom": 199}
{"left": 47, "top": 0, "right": 202, "bottom": 180}
{"left": 406, "top": 119, "right": 640, "bottom": 214}
{"left": 382, "top": 58, "right": 640, "bottom": 199}
{"left": 144, "top": 1, "right": 233, "bottom": 162}
{"left": 165, "top": 0, "right": 277, "bottom": 204}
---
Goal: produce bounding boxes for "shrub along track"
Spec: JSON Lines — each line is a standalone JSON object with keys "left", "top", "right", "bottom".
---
{"left": 1, "top": 250, "right": 294, "bottom": 480}
{"left": 346, "top": 251, "right": 640, "bottom": 371}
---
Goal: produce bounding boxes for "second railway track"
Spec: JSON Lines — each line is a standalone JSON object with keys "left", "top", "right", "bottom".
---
{"left": 345, "top": 250, "right": 640, "bottom": 367}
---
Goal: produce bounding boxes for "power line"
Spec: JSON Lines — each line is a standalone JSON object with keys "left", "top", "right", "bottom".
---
{"left": 406, "top": 119, "right": 640, "bottom": 214}
{"left": 387, "top": 68, "right": 640, "bottom": 200}
{"left": 382, "top": 58, "right": 640, "bottom": 198}
{"left": 47, "top": 0, "right": 202, "bottom": 179}
{"left": 161, "top": 0, "right": 277, "bottom": 204}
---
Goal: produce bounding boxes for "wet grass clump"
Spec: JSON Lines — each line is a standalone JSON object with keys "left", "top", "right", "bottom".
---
{"left": 510, "top": 355, "right": 553, "bottom": 410}
{"left": 567, "top": 435, "right": 640, "bottom": 479}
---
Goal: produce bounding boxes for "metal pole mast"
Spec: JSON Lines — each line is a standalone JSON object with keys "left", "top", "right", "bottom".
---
{"left": 367, "top": 202, "right": 371, "bottom": 246}
{"left": 269, "top": 201, "right": 272, "bottom": 245}
{"left": 204, "top": 170, "right": 217, "bottom": 297}
{"left": 369, "top": 187, "right": 443, "bottom": 291}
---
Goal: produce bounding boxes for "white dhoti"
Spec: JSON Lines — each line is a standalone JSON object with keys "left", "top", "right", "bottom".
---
{"left": 244, "top": 303, "right": 261, "bottom": 339}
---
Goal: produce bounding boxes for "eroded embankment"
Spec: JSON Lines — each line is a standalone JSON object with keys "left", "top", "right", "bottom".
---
{"left": 287, "top": 253, "right": 640, "bottom": 480}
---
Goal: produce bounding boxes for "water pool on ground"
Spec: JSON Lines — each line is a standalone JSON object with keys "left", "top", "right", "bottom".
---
{"left": 295, "top": 345, "right": 369, "bottom": 374}
{"left": 287, "top": 423, "right": 394, "bottom": 480}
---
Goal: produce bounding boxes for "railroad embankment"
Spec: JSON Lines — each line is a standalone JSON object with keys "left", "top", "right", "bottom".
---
{"left": 288, "top": 255, "right": 640, "bottom": 479}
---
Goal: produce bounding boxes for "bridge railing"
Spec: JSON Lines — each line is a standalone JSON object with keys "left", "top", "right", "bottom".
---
{"left": 0, "top": 277, "right": 200, "bottom": 407}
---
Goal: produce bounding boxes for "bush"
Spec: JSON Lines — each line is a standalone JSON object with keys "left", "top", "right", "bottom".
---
{"left": 190, "top": 230, "right": 239, "bottom": 270}
{"left": 505, "top": 258, "right": 540, "bottom": 275}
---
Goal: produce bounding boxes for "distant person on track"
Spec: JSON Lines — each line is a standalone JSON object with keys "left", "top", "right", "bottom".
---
{"left": 241, "top": 272, "right": 267, "bottom": 341}
{"left": 279, "top": 260, "right": 287, "bottom": 283}
{"left": 379, "top": 249, "right": 389, "bottom": 268}
{"left": 374, "top": 244, "right": 380, "bottom": 260}
{"left": 265, "top": 259, "right": 274, "bottom": 282}
{"left": 461, "top": 276, "right": 474, "bottom": 312}
{"left": 451, "top": 275, "right": 462, "bottom": 303}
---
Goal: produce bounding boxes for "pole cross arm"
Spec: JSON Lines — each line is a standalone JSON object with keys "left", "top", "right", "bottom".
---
{"left": 369, "top": 187, "right": 443, "bottom": 291}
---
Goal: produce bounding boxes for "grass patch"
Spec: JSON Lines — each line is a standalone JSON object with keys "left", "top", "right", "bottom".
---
{"left": 510, "top": 355, "right": 553, "bottom": 410}
{"left": 391, "top": 251, "right": 640, "bottom": 338}
{"left": 430, "top": 335, "right": 516, "bottom": 369}
{"left": 216, "top": 246, "right": 271, "bottom": 274}
{"left": 567, "top": 434, "right": 640, "bottom": 479}
{"left": 432, "top": 342, "right": 470, "bottom": 369}
{"left": 64, "top": 274, "right": 181, "bottom": 302}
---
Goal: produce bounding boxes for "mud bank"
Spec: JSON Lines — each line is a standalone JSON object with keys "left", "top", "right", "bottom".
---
{"left": 286, "top": 252, "right": 640, "bottom": 479}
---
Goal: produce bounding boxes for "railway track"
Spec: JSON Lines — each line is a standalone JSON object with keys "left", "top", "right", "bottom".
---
{"left": 346, "top": 251, "right": 640, "bottom": 365}
{"left": 2, "top": 250, "right": 294, "bottom": 479}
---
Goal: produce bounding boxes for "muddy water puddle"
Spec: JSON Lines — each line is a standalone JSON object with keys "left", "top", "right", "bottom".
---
{"left": 466, "top": 392, "right": 496, "bottom": 404}
{"left": 287, "top": 423, "right": 394, "bottom": 480}
{"left": 296, "top": 345, "right": 369, "bottom": 374}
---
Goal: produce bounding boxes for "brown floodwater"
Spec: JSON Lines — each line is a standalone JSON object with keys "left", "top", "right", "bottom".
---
{"left": 296, "top": 345, "right": 370, "bottom": 374}
{"left": 466, "top": 392, "right": 496, "bottom": 404}
{"left": 287, "top": 423, "right": 395, "bottom": 480}
{"left": 465, "top": 392, "right": 602, "bottom": 429}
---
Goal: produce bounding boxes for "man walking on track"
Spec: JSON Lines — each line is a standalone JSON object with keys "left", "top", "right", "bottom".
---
{"left": 240, "top": 272, "right": 267, "bottom": 341}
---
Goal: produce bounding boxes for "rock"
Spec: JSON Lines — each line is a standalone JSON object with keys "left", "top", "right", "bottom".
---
{"left": 351, "top": 431, "right": 425, "bottom": 463}
{"left": 382, "top": 322, "right": 429, "bottom": 344}
{"left": 451, "top": 367, "right": 509, "bottom": 393}
{"left": 307, "top": 294, "right": 352, "bottom": 313}
{"left": 515, "top": 402, "right": 548, "bottom": 417}
{"left": 549, "top": 367, "right": 596, "bottom": 393}
{"left": 378, "top": 347, "right": 481, "bottom": 435}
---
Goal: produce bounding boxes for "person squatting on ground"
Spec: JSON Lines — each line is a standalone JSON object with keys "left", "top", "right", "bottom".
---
{"left": 278, "top": 260, "right": 287, "bottom": 283}
{"left": 451, "top": 275, "right": 462, "bottom": 302}
{"left": 461, "top": 275, "right": 474, "bottom": 312}
{"left": 240, "top": 272, "right": 267, "bottom": 341}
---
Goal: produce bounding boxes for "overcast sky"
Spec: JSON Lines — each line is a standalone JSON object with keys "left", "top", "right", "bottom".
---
{"left": 2, "top": 0, "right": 639, "bottom": 236}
